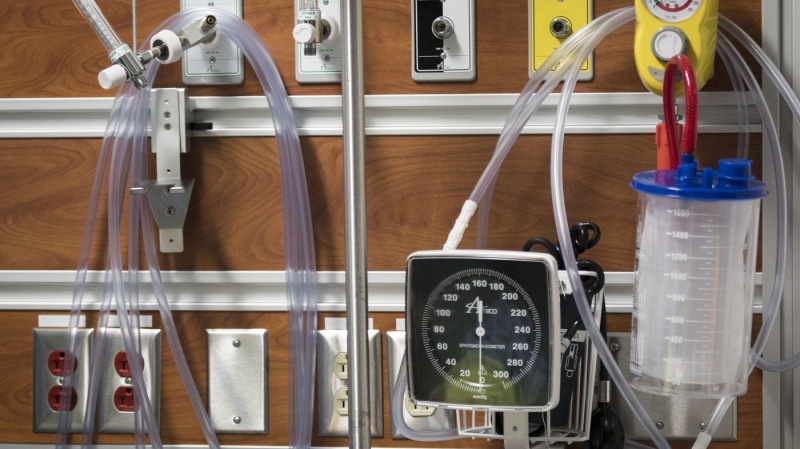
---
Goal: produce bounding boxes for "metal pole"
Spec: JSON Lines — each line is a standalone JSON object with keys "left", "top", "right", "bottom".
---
{"left": 341, "top": 0, "right": 370, "bottom": 445}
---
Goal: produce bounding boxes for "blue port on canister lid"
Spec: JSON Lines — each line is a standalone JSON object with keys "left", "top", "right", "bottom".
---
{"left": 630, "top": 154, "right": 768, "bottom": 200}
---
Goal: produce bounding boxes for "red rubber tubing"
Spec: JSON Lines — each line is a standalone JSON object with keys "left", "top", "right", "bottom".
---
{"left": 662, "top": 54, "right": 699, "bottom": 169}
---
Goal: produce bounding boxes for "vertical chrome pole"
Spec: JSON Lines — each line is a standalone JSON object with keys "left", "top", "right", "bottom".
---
{"left": 341, "top": 0, "right": 370, "bottom": 445}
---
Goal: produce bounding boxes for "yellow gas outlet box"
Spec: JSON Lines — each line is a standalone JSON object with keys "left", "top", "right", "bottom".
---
{"left": 529, "top": 0, "right": 593, "bottom": 80}
{"left": 634, "top": 0, "right": 718, "bottom": 96}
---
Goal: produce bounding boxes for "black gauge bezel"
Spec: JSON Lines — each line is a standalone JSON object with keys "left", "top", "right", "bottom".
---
{"left": 405, "top": 250, "right": 560, "bottom": 411}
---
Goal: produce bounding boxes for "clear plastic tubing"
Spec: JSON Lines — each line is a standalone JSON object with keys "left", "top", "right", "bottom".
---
{"left": 55, "top": 93, "right": 132, "bottom": 447}
{"left": 694, "top": 32, "right": 787, "bottom": 442}
{"left": 545, "top": 16, "right": 671, "bottom": 449}
{"left": 473, "top": 7, "right": 634, "bottom": 246}
{"left": 715, "top": 40, "right": 750, "bottom": 159}
{"left": 71, "top": 0, "right": 126, "bottom": 56}
{"left": 62, "top": 8, "right": 319, "bottom": 449}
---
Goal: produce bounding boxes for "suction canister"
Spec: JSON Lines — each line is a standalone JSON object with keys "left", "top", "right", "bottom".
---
{"left": 629, "top": 154, "right": 766, "bottom": 398}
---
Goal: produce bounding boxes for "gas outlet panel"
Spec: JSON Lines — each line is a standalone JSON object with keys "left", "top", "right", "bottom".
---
{"left": 32, "top": 328, "right": 93, "bottom": 433}
{"left": 387, "top": 331, "right": 456, "bottom": 439}
{"left": 295, "top": 0, "right": 342, "bottom": 83}
{"left": 97, "top": 328, "right": 162, "bottom": 434}
{"left": 317, "top": 329, "right": 383, "bottom": 437}
{"left": 529, "top": 0, "right": 593, "bottom": 80}
{"left": 181, "top": 0, "right": 244, "bottom": 85}
{"left": 412, "top": 0, "right": 475, "bottom": 82}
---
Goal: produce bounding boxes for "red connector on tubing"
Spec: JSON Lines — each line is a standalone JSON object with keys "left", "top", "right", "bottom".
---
{"left": 662, "top": 54, "right": 698, "bottom": 169}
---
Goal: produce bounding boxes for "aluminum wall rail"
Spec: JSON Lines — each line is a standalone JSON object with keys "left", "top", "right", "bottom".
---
{"left": 0, "top": 270, "right": 764, "bottom": 314}
{"left": 0, "top": 93, "right": 760, "bottom": 138}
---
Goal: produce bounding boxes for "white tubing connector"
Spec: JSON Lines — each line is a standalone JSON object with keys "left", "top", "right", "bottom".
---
{"left": 692, "top": 432, "right": 712, "bottom": 449}
{"left": 151, "top": 29, "right": 184, "bottom": 64}
{"left": 443, "top": 200, "right": 478, "bottom": 251}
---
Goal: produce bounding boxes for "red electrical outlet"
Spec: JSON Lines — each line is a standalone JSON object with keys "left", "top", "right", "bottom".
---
{"left": 113, "top": 386, "right": 135, "bottom": 412}
{"left": 47, "top": 350, "right": 77, "bottom": 377}
{"left": 113, "top": 351, "right": 144, "bottom": 378}
{"left": 47, "top": 386, "right": 78, "bottom": 412}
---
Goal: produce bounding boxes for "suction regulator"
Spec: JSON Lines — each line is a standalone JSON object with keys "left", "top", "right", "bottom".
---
{"left": 634, "top": 0, "right": 719, "bottom": 95}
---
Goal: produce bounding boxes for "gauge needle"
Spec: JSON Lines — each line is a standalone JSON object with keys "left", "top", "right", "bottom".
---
{"left": 476, "top": 299, "right": 485, "bottom": 384}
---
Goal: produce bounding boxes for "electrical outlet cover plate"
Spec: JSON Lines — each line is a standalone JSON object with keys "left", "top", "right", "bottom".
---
{"left": 207, "top": 329, "right": 269, "bottom": 434}
{"left": 33, "top": 328, "right": 93, "bottom": 433}
{"left": 529, "top": 0, "right": 593, "bottom": 80}
{"left": 387, "top": 331, "right": 456, "bottom": 439}
{"left": 181, "top": 0, "right": 244, "bottom": 85}
{"left": 317, "top": 329, "right": 383, "bottom": 437}
{"left": 295, "top": 0, "right": 342, "bottom": 83}
{"left": 411, "top": 0, "right": 476, "bottom": 82}
{"left": 97, "top": 328, "right": 162, "bottom": 434}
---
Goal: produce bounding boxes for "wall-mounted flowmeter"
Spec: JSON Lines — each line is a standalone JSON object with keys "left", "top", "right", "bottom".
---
{"left": 634, "top": 0, "right": 718, "bottom": 95}
{"left": 411, "top": 0, "right": 475, "bottom": 82}
{"left": 294, "top": 0, "right": 342, "bottom": 83}
{"left": 529, "top": 0, "right": 593, "bottom": 80}
{"left": 405, "top": 250, "right": 560, "bottom": 410}
{"left": 181, "top": 0, "right": 244, "bottom": 85}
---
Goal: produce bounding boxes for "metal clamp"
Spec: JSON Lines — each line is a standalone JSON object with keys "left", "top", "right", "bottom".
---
{"left": 131, "top": 88, "right": 194, "bottom": 253}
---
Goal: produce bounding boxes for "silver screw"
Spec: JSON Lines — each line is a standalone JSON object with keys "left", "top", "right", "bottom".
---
{"left": 700, "top": 422, "right": 707, "bottom": 430}
{"left": 233, "top": 339, "right": 241, "bottom": 348}
{"left": 322, "top": 54, "right": 331, "bottom": 61}
{"left": 125, "top": 377, "right": 133, "bottom": 385}
{"left": 163, "top": 112, "right": 171, "bottom": 118}
{"left": 58, "top": 377, "right": 65, "bottom": 385}
{"left": 440, "top": 53, "right": 447, "bottom": 60}
{"left": 164, "top": 123, "right": 172, "bottom": 130}
{"left": 233, "top": 416, "right": 241, "bottom": 424}
{"left": 656, "top": 422, "right": 665, "bottom": 430}
{"left": 512, "top": 426, "right": 518, "bottom": 432}
{"left": 166, "top": 206, "right": 176, "bottom": 216}
{"left": 610, "top": 342, "right": 621, "bottom": 352}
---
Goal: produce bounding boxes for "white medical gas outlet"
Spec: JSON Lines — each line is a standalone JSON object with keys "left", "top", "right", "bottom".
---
{"left": 294, "top": 0, "right": 342, "bottom": 83}
{"left": 181, "top": 0, "right": 244, "bottom": 85}
{"left": 412, "top": 0, "right": 476, "bottom": 82}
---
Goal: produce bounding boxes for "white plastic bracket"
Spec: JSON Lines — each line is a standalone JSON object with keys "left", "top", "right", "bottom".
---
{"left": 131, "top": 88, "right": 195, "bottom": 253}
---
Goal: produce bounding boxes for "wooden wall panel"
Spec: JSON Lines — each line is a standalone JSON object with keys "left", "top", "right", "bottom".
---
{"left": 0, "top": 311, "right": 763, "bottom": 448}
{"left": 0, "top": 133, "right": 761, "bottom": 272}
{"left": 1, "top": 0, "right": 761, "bottom": 98}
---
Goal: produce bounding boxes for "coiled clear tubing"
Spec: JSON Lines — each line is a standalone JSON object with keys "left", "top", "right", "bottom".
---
{"left": 58, "top": 9, "right": 318, "bottom": 449}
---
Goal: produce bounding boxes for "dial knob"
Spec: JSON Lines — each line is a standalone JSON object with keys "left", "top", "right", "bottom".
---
{"left": 651, "top": 26, "right": 688, "bottom": 62}
{"left": 98, "top": 64, "right": 128, "bottom": 90}
{"left": 293, "top": 23, "right": 317, "bottom": 44}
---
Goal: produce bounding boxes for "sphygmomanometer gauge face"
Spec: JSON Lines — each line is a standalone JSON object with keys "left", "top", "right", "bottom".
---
{"left": 405, "top": 250, "right": 560, "bottom": 411}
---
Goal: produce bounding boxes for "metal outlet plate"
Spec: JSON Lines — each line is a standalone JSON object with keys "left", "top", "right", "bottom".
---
{"left": 529, "top": 0, "right": 593, "bottom": 80}
{"left": 607, "top": 333, "right": 736, "bottom": 441}
{"left": 207, "top": 329, "right": 269, "bottom": 433}
{"left": 295, "top": 0, "right": 342, "bottom": 83}
{"left": 97, "top": 328, "right": 162, "bottom": 433}
{"left": 387, "top": 331, "right": 455, "bottom": 439}
{"left": 181, "top": 0, "right": 245, "bottom": 85}
{"left": 33, "top": 328, "right": 93, "bottom": 433}
{"left": 318, "top": 329, "right": 383, "bottom": 437}
{"left": 411, "top": 0, "right": 475, "bottom": 82}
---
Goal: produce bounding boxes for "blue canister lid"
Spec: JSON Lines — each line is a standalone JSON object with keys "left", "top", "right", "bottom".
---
{"left": 630, "top": 154, "right": 768, "bottom": 200}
